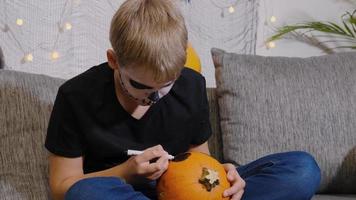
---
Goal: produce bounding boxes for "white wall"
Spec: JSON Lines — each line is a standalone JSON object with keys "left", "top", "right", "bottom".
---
{"left": 256, "top": 0, "right": 354, "bottom": 57}
{"left": 0, "top": 0, "right": 258, "bottom": 87}
{"left": 181, "top": 0, "right": 258, "bottom": 87}
{"left": 1, "top": 0, "right": 354, "bottom": 87}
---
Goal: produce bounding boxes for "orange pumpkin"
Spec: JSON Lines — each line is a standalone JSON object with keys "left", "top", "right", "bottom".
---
{"left": 157, "top": 152, "right": 230, "bottom": 200}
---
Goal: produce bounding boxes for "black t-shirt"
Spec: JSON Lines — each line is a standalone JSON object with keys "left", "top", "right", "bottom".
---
{"left": 45, "top": 62, "right": 212, "bottom": 174}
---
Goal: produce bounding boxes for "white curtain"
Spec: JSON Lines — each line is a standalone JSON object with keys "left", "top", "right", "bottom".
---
{"left": 0, "top": 0, "right": 258, "bottom": 87}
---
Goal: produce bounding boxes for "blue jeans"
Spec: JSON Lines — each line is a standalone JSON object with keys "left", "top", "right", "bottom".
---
{"left": 65, "top": 151, "right": 321, "bottom": 200}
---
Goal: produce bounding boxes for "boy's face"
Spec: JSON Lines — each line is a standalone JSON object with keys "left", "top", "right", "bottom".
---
{"left": 118, "top": 66, "right": 175, "bottom": 106}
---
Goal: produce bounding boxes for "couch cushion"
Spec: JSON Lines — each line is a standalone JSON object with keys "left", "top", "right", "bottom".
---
{"left": 206, "top": 88, "right": 224, "bottom": 162}
{"left": 0, "top": 70, "right": 64, "bottom": 199}
{"left": 211, "top": 48, "right": 356, "bottom": 193}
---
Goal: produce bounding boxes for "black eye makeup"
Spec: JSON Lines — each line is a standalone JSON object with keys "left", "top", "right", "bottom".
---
{"left": 129, "top": 79, "right": 153, "bottom": 89}
{"left": 129, "top": 79, "right": 174, "bottom": 90}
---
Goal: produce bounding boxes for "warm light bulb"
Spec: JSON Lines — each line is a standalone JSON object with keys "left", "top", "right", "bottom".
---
{"left": 64, "top": 22, "right": 72, "bottom": 30}
{"left": 51, "top": 51, "right": 60, "bottom": 60}
{"left": 228, "top": 6, "right": 235, "bottom": 13}
{"left": 24, "top": 53, "right": 33, "bottom": 62}
{"left": 16, "top": 18, "right": 24, "bottom": 26}
{"left": 267, "top": 41, "right": 276, "bottom": 49}
{"left": 270, "top": 16, "right": 277, "bottom": 23}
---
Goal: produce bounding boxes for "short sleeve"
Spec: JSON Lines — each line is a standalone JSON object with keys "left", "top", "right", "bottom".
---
{"left": 45, "top": 87, "right": 84, "bottom": 157}
{"left": 190, "top": 76, "right": 212, "bottom": 145}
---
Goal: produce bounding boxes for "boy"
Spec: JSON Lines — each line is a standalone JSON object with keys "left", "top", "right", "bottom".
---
{"left": 45, "top": 0, "right": 321, "bottom": 200}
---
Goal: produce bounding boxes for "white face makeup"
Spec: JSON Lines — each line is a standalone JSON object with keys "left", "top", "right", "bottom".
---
{"left": 118, "top": 69, "right": 175, "bottom": 106}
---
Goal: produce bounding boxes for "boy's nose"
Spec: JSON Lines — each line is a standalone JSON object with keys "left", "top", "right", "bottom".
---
{"left": 148, "top": 91, "right": 159, "bottom": 102}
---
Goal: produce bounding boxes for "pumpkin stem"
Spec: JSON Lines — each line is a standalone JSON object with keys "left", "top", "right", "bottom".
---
{"left": 199, "top": 167, "right": 220, "bottom": 192}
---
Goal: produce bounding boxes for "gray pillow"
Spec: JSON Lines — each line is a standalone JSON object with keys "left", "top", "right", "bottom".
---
{"left": 211, "top": 48, "right": 356, "bottom": 194}
{"left": 0, "top": 70, "right": 64, "bottom": 199}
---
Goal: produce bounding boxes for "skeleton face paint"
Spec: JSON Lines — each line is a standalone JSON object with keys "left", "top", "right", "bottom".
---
{"left": 118, "top": 69, "right": 174, "bottom": 106}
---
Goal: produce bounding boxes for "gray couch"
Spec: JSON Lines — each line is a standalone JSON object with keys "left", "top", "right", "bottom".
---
{"left": 0, "top": 51, "right": 355, "bottom": 199}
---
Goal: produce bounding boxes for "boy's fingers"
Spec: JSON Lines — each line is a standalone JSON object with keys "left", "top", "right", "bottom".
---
{"left": 143, "top": 162, "right": 163, "bottom": 175}
{"left": 223, "top": 163, "right": 236, "bottom": 171}
{"left": 228, "top": 170, "right": 239, "bottom": 181}
{"left": 147, "top": 169, "right": 164, "bottom": 180}
{"left": 223, "top": 174, "right": 245, "bottom": 197}
{"left": 223, "top": 183, "right": 238, "bottom": 197}
{"left": 231, "top": 189, "right": 244, "bottom": 200}
{"left": 136, "top": 145, "right": 166, "bottom": 163}
{"left": 146, "top": 158, "right": 169, "bottom": 180}
{"left": 134, "top": 147, "right": 169, "bottom": 175}
{"left": 145, "top": 153, "right": 169, "bottom": 173}
{"left": 155, "top": 153, "right": 169, "bottom": 169}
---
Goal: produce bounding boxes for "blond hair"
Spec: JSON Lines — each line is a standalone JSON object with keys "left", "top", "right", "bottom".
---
{"left": 110, "top": 0, "right": 188, "bottom": 82}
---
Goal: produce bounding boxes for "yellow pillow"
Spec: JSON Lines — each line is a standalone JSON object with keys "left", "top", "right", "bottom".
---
{"left": 185, "top": 43, "right": 201, "bottom": 73}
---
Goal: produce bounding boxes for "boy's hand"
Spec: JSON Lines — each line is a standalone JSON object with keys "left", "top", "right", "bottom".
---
{"left": 124, "top": 145, "right": 169, "bottom": 183}
{"left": 222, "top": 163, "right": 245, "bottom": 200}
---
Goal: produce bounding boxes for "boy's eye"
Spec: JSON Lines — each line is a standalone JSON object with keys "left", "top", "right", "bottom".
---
{"left": 129, "top": 79, "right": 153, "bottom": 89}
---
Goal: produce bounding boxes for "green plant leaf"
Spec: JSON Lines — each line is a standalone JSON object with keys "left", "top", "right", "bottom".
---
{"left": 267, "top": 9, "right": 356, "bottom": 52}
{"left": 333, "top": 45, "right": 356, "bottom": 49}
{"left": 342, "top": 21, "right": 355, "bottom": 37}
{"left": 328, "top": 22, "right": 348, "bottom": 34}
{"left": 267, "top": 25, "right": 319, "bottom": 42}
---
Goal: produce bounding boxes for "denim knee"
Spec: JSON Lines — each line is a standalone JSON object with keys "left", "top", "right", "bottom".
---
{"left": 65, "top": 177, "right": 149, "bottom": 200}
{"left": 285, "top": 151, "right": 321, "bottom": 199}
{"left": 65, "top": 177, "right": 123, "bottom": 200}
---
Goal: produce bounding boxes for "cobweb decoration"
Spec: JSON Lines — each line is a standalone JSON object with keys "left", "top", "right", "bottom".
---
{"left": 0, "top": 0, "right": 258, "bottom": 87}
{"left": 179, "top": 0, "right": 258, "bottom": 86}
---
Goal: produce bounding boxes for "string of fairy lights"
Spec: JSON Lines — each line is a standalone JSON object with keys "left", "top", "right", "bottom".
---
{"left": 208, "top": 0, "right": 239, "bottom": 18}
{"left": 184, "top": 0, "right": 238, "bottom": 17}
{"left": 262, "top": 0, "right": 278, "bottom": 49}
{"left": 186, "top": 0, "right": 278, "bottom": 49}
{"left": 0, "top": 0, "right": 74, "bottom": 63}
{"left": 0, "top": 0, "right": 277, "bottom": 64}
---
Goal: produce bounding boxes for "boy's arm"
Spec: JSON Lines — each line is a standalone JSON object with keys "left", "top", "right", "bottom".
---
{"left": 48, "top": 154, "right": 131, "bottom": 200}
{"left": 49, "top": 145, "right": 169, "bottom": 200}
{"left": 188, "top": 141, "right": 210, "bottom": 155}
